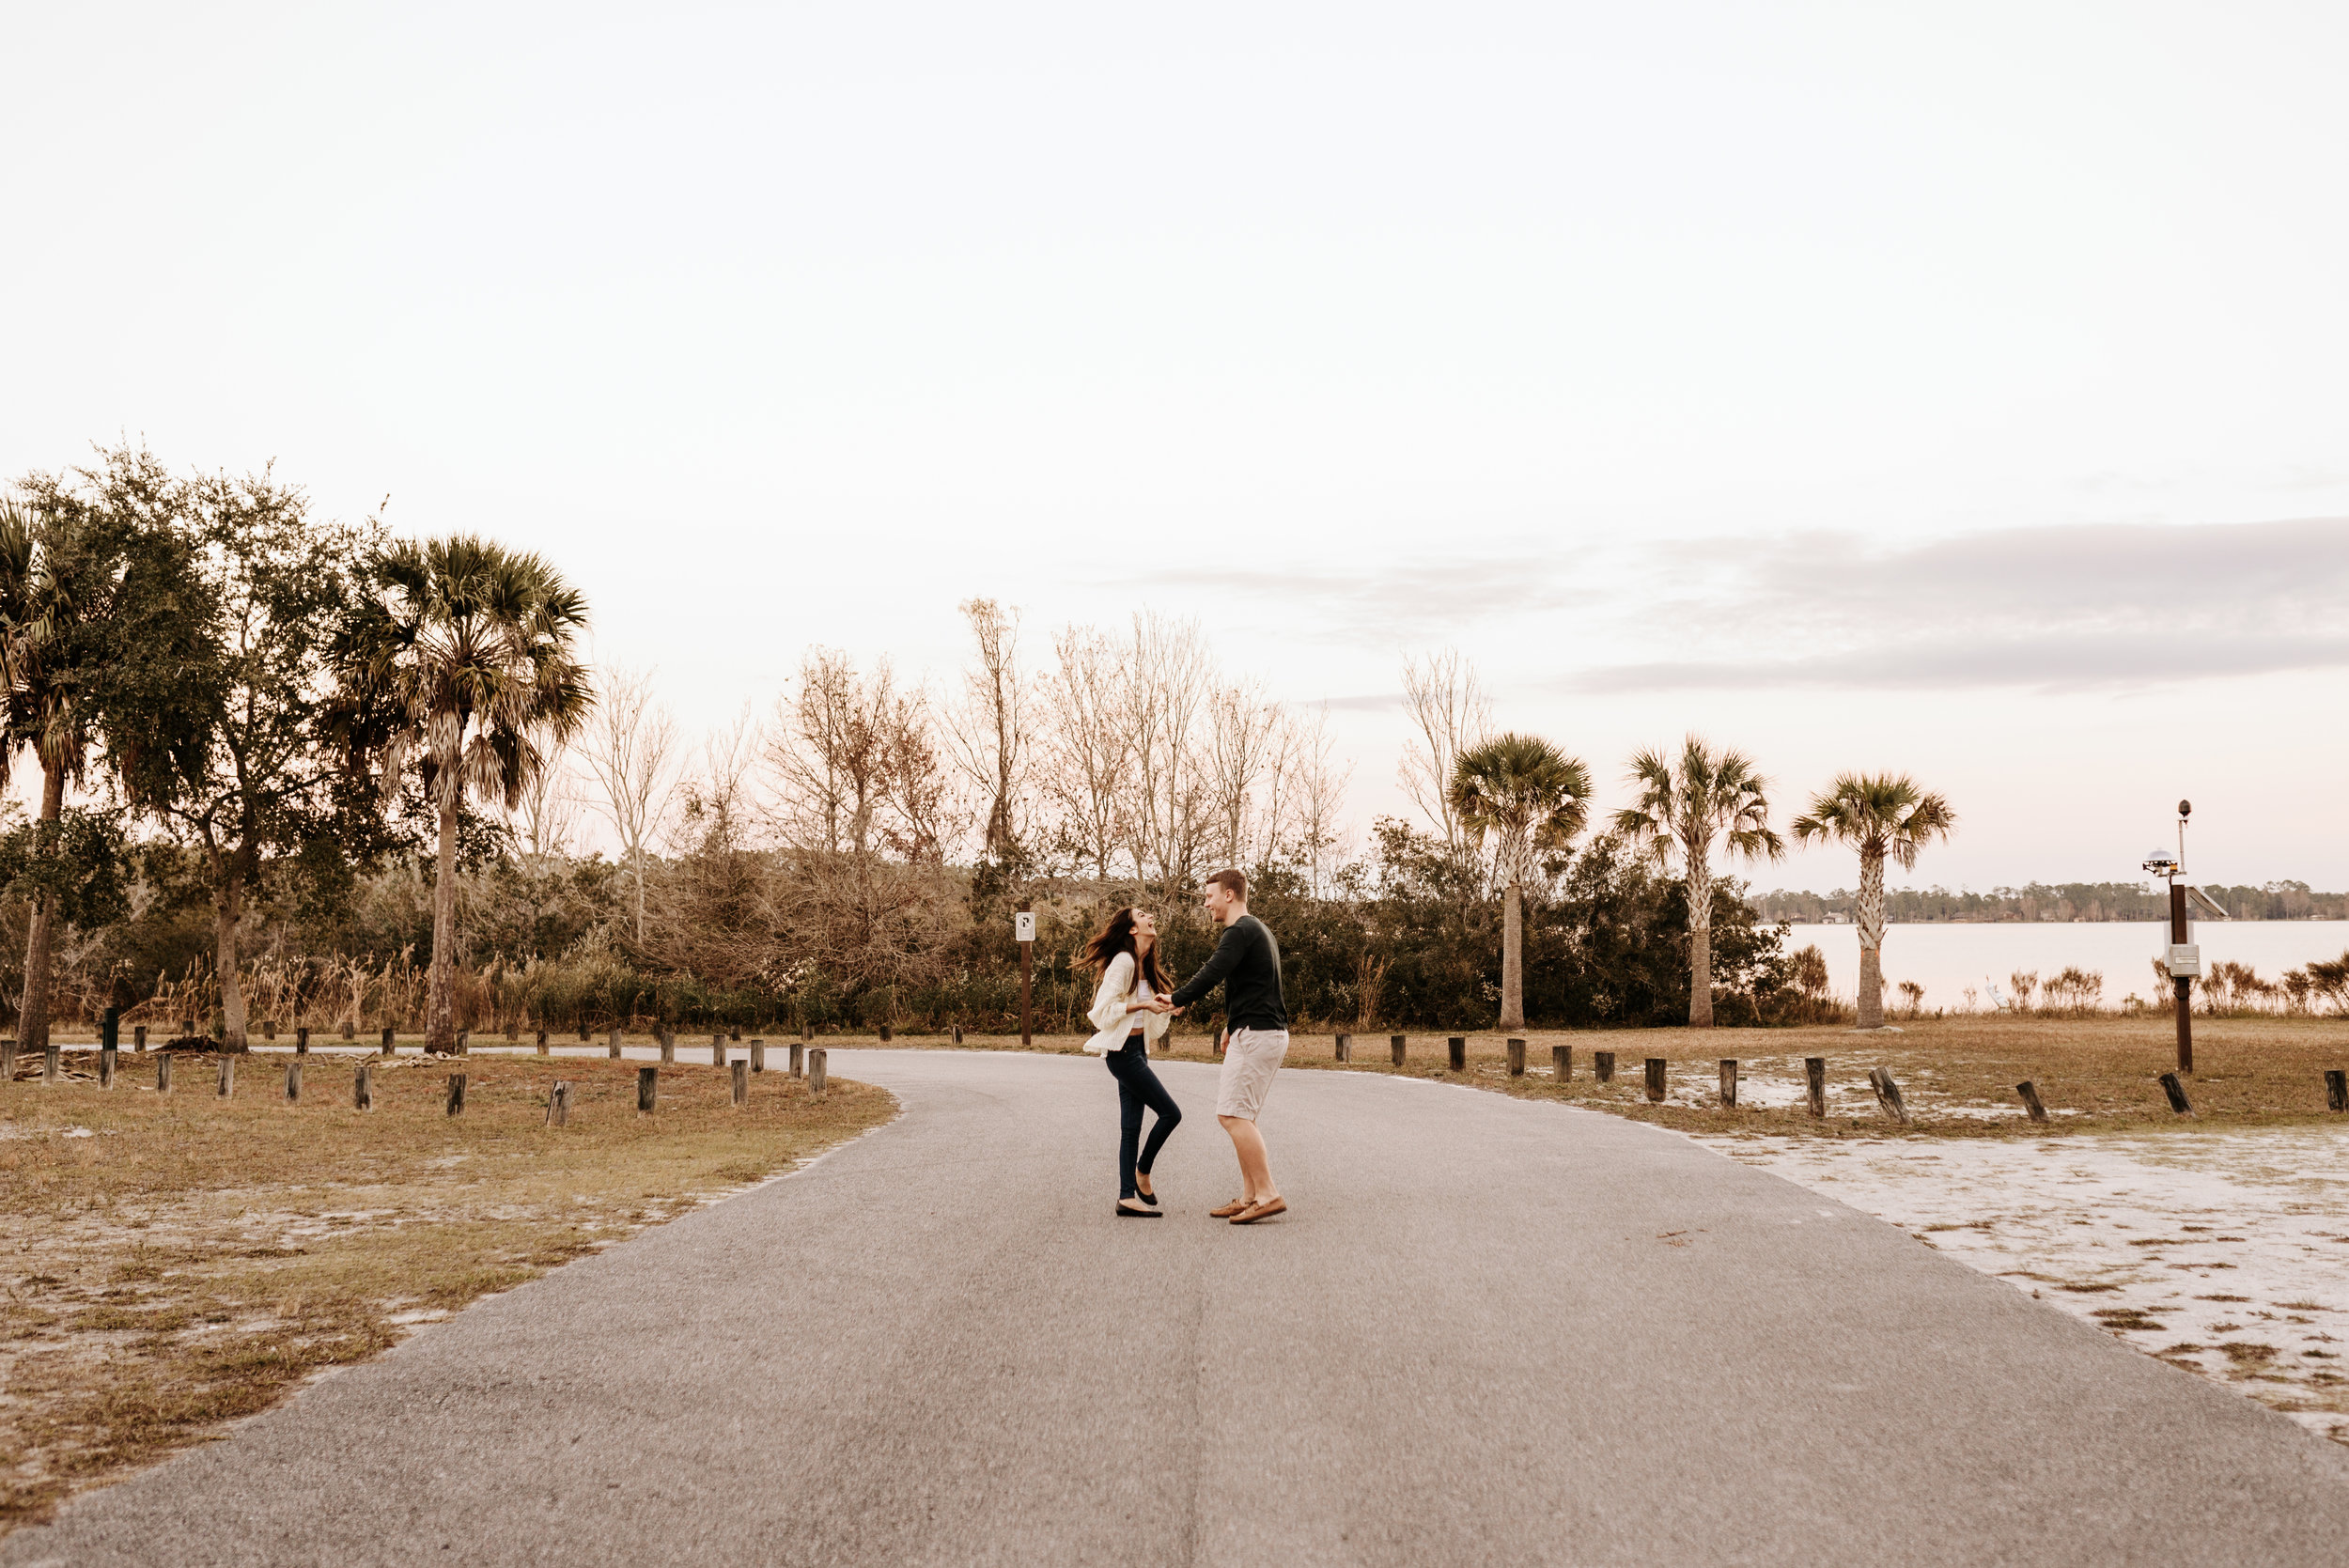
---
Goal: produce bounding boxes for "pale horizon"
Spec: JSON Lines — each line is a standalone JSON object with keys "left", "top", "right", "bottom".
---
{"left": 8, "top": 2, "right": 2346, "bottom": 889}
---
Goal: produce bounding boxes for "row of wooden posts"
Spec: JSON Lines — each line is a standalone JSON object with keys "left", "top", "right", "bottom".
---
{"left": 0, "top": 1038, "right": 830, "bottom": 1115}
{"left": 1321, "top": 1033, "right": 2349, "bottom": 1123}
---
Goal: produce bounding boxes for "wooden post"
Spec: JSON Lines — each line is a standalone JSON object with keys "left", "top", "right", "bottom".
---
{"left": 790, "top": 1043, "right": 805, "bottom": 1078}
{"left": 637, "top": 1066, "right": 658, "bottom": 1114}
{"left": 381, "top": 1026, "right": 396, "bottom": 1055}
{"left": 536, "top": 1030, "right": 549, "bottom": 1055}
{"left": 157, "top": 1053, "right": 174, "bottom": 1093}
{"left": 801, "top": 1021, "right": 811, "bottom": 1044}
{"left": 951, "top": 1024, "right": 964, "bottom": 1045}
{"left": 2326, "top": 1069, "right": 2348, "bottom": 1113}
{"left": 181, "top": 1017, "right": 195, "bottom": 1041}
{"left": 879, "top": 1023, "right": 894, "bottom": 1043}
{"left": 285, "top": 1062, "right": 302, "bottom": 1102}
{"left": 1552, "top": 1044, "right": 1571, "bottom": 1081}
{"left": 262, "top": 1018, "right": 276, "bottom": 1042}
{"left": 446, "top": 1074, "right": 466, "bottom": 1115}
{"left": 546, "top": 1081, "right": 570, "bottom": 1126}
{"left": 1334, "top": 1032, "right": 1350, "bottom": 1063}
{"left": 809, "top": 1048, "right": 828, "bottom": 1094}
{"left": 712, "top": 1034, "right": 726, "bottom": 1065}
{"left": 608, "top": 1027, "right": 623, "bottom": 1060}
{"left": 1805, "top": 1057, "right": 1827, "bottom": 1117}
{"left": 455, "top": 1029, "right": 469, "bottom": 1056}
{"left": 217, "top": 1055, "right": 235, "bottom": 1097}
{"left": 1, "top": 1038, "right": 15, "bottom": 1080}
{"left": 2016, "top": 1081, "right": 2049, "bottom": 1123}
{"left": 2170, "top": 878, "right": 2194, "bottom": 1075}
{"left": 1595, "top": 1050, "right": 1616, "bottom": 1083}
{"left": 1506, "top": 1038, "right": 1525, "bottom": 1077}
{"left": 134, "top": 1024, "right": 148, "bottom": 1052}
{"left": 506, "top": 1023, "right": 519, "bottom": 1044}
{"left": 750, "top": 1040, "right": 766, "bottom": 1073}
{"left": 659, "top": 1030, "right": 675, "bottom": 1064}
{"left": 1018, "top": 898, "right": 1034, "bottom": 1047}
{"left": 1447, "top": 1036, "right": 1467, "bottom": 1071}
{"left": 1643, "top": 1057, "right": 1666, "bottom": 1103}
{"left": 1719, "top": 1059, "right": 1736, "bottom": 1108}
{"left": 1869, "top": 1066, "right": 1909, "bottom": 1124}
{"left": 730, "top": 1028, "right": 741, "bottom": 1042}
{"left": 341, "top": 1019, "right": 355, "bottom": 1041}
{"left": 353, "top": 1061, "right": 373, "bottom": 1110}
{"left": 100, "top": 1048, "right": 117, "bottom": 1088}
{"left": 296, "top": 1027, "right": 310, "bottom": 1055}
{"left": 732, "top": 1060, "right": 748, "bottom": 1106}
{"left": 43, "top": 1045, "right": 61, "bottom": 1084}
{"left": 578, "top": 1023, "right": 590, "bottom": 1042}
{"left": 2159, "top": 1072, "right": 2193, "bottom": 1115}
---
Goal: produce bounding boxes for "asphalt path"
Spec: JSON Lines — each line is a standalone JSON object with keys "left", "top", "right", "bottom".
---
{"left": 10, "top": 1048, "right": 2349, "bottom": 1566}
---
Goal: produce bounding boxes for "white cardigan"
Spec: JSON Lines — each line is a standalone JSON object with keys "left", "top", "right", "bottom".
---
{"left": 1082, "top": 951, "right": 1168, "bottom": 1055}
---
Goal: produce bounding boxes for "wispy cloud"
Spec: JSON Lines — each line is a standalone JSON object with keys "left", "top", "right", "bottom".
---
{"left": 1580, "top": 518, "right": 2349, "bottom": 692}
{"left": 1087, "top": 516, "right": 2349, "bottom": 694}
{"left": 1090, "top": 550, "right": 1599, "bottom": 642}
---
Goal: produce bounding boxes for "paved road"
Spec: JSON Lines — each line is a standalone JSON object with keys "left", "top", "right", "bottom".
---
{"left": 10, "top": 1049, "right": 2349, "bottom": 1566}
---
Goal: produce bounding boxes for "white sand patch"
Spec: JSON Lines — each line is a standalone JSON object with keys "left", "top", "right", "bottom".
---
{"left": 1693, "top": 1126, "right": 2349, "bottom": 1443}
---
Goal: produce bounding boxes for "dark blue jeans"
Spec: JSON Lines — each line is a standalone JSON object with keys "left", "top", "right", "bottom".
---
{"left": 1106, "top": 1034, "right": 1181, "bottom": 1199}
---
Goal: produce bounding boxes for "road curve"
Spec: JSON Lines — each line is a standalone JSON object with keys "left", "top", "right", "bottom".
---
{"left": 8, "top": 1048, "right": 2348, "bottom": 1566}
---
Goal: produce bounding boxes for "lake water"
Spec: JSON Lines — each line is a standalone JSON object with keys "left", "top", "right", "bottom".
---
{"left": 1782, "top": 921, "right": 2349, "bottom": 1010}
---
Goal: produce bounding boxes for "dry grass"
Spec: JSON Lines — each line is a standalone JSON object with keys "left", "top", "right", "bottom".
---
{"left": 883, "top": 1015, "right": 2349, "bottom": 1139}
{"left": 0, "top": 1050, "right": 892, "bottom": 1531}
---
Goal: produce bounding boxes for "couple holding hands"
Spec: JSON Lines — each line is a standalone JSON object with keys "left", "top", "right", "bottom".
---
{"left": 1081, "top": 868, "right": 1289, "bottom": 1225}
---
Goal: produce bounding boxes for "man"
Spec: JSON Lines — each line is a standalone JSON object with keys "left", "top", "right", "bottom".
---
{"left": 1158, "top": 868, "right": 1288, "bottom": 1223}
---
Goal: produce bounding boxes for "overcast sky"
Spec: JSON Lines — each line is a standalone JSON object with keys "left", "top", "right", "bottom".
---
{"left": 7, "top": 2, "right": 2345, "bottom": 891}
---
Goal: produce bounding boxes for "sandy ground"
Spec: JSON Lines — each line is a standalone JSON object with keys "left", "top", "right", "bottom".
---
{"left": 1694, "top": 1124, "right": 2349, "bottom": 1442}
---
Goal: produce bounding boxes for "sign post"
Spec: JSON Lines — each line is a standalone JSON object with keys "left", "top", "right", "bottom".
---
{"left": 1015, "top": 903, "right": 1035, "bottom": 1047}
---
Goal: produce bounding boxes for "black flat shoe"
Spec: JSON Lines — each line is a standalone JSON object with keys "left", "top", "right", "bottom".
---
{"left": 1115, "top": 1201, "right": 1162, "bottom": 1219}
{"left": 1134, "top": 1185, "right": 1159, "bottom": 1205}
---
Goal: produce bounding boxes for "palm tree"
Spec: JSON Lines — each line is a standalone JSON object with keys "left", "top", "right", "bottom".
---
{"left": 1791, "top": 772, "right": 1955, "bottom": 1029}
{"left": 1448, "top": 734, "right": 1592, "bottom": 1032}
{"left": 334, "top": 536, "right": 591, "bottom": 1052}
{"left": 1612, "top": 736, "right": 1784, "bottom": 1028}
{"left": 0, "top": 498, "right": 100, "bottom": 1052}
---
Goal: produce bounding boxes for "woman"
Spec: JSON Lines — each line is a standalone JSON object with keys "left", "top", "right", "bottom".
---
{"left": 1083, "top": 906, "right": 1182, "bottom": 1218}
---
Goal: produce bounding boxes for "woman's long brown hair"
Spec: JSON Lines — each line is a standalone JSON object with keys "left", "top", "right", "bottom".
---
{"left": 1083, "top": 906, "right": 1169, "bottom": 993}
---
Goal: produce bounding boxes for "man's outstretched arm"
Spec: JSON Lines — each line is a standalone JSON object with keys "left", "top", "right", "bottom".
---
{"left": 1168, "top": 923, "right": 1246, "bottom": 1008}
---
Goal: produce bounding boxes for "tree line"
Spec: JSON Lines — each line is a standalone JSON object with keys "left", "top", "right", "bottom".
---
{"left": 5, "top": 445, "right": 1993, "bottom": 1048}
{"left": 1753, "top": 881, "right": 2348, "bottom": 925}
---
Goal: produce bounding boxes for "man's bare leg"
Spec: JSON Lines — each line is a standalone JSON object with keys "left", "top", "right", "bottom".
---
{"left": 1219, "top": 1114, "right": 1278, "bottom": 1204}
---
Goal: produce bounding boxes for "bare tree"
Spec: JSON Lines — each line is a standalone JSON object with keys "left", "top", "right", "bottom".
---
{"left": 767, "top": 648, "right": 895, "bottom": 856}
{"left": 1398, "top": 648, "right": 1490, "bottom": 852}
{"left": 1038, "top": 623, "right": 1128, "bottom": 881}
{"left": 1285, "top": 704, "right": 1353, "bottom": 896}
{"left": 581, "top": 664, "right": 678, "bottom": 941}
{"left": 941, "top": 598, "right": 1030, "bottom": 868}
{"left": 1204, "top": 678, "right": 1283, "bottom": 871}
{"left": 511, "top": 745, "right": 581, "bottom": 860}
{"left": 1122, "top": 613, "right": 1212, "bottom": 895}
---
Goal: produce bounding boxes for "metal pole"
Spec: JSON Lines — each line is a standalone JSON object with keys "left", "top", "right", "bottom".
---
{"left": 2170, "top": 877, "right": 2192, "bottom": 1076}
{"left": 1019, "top": 898, "right": 1033, "bottom": 1047}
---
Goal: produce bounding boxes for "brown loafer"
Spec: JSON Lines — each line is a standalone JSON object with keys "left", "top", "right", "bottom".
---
{"left": 1230, "top": 1197, "right": 1287, "bottom": 1224}
{"left": 1209, "top": 1198, "right": 1252, "bottom": 1219}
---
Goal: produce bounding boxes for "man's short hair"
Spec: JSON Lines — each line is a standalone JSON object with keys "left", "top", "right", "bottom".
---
{"left": 1206, "top": 868, "right": 1247, "bottom": 901}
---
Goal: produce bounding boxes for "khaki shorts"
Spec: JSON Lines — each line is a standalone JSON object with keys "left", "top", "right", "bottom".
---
{"left": 1215, "top": 1028, "right": 1289, "bottom": 1120}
